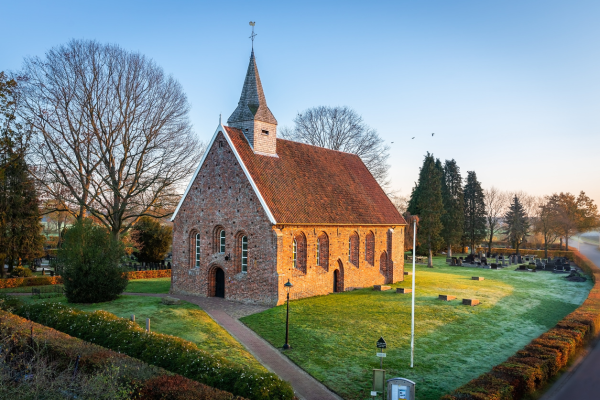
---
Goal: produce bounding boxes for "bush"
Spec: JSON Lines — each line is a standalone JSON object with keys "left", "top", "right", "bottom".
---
{"left": 12, "top": 302, "right": 294, "bottom": 400}
{"left": 0, "top": 275, "right": 62, "bottom": 289}
{"left": 133, "top": 216, "right": 173, "bottom": 263}
{"left": 59, "top": 219, "right": 128, "bottom": 303}
{"left": 0, "top": 308, "right": 243, "bottom": 400}
{"left": 11, "top": 266, "right": 32, "bottom": 277}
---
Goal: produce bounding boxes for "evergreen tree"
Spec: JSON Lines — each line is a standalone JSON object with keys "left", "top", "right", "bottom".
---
{"left": 133, "top": 216, "right": 173, "bottom": 263}
{"left": 407, "top": 153, "right": 444, "bottom": 267}
{"left": 463, "top": 171, "right": 486, "bottom": 254}
{"left": 503, "top": 196, "right": 530, "bottom": 254}
{"left": 440, "top": 159, "right": 464, "bottom": 256}
{"left": 0, "top": 72, "right": 44, "bottom": 276}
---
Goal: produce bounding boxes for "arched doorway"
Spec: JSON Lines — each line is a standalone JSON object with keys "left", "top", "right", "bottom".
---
{"left": 209, "top": 266, "right": 225, "bottom": 298}
{"left": 333, "top": 269, "right": 339, "bottom": 292}
{"left": 334, "top": 259, "right": 345, "bottom": 292}
{"left": 215, "top": 268, "right": 225, "bottom": 298}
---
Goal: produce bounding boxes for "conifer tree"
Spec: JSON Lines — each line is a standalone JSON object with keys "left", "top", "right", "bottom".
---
{"left": 440, "top": 159, "right": 464, "bottom": 257}
{"left": 407, "top": 153, "right": 444, "bottom": 267}
{"left": 0, "top": 72, "right": 44, "bottom": 276}
{"left": 503, "top": 195, "right": 529, "bottom": 254}
{"left": 463, "top": 171, "right": 486, "bottom": 254}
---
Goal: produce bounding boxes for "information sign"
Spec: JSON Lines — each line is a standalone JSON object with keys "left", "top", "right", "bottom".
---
{"left": 377, "top": 337, "right": 387, "bottom": 349}
{"left": 376, "top": 353, "right": 387, "bottom": 357}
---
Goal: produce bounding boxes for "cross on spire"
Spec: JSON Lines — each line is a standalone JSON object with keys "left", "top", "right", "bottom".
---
{"left": 249, "top": 21, "right": 257, "bottom": 50}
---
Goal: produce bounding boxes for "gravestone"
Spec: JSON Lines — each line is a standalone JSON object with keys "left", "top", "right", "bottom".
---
{"left": 374, "top": 285, "right": 392, "bottom": 291}
{"left": 472, "top": 277, "right": 484, "bottom": 281}
{"left": 397, "top": 288, "right": 412, "bottom": 294}
{"left": 463, "top": 299, "right": 480, "bottom": 306}
{"left": 439, "top": 294, "right": 456, "bottom": 301}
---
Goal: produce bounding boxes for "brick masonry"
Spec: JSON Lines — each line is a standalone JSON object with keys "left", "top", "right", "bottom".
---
{"left": 172, "top": 131, "right": 405, "bottom": 306}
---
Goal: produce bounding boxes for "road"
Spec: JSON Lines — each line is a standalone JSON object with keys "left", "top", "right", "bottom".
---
{"left": 540, "top": 239, "right": 600, "bottom": 400}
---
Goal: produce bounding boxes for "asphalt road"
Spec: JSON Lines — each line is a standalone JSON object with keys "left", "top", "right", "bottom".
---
{"left": 541, "top": 239, "right": 600, "bottom": 400}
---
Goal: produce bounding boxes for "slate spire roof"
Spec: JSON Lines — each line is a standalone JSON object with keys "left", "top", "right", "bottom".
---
{"left": 227, "top": 51, "right": 277, "bottom": 125}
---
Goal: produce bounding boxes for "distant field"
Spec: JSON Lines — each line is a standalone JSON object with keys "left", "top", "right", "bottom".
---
{"left": 242, "top": 256, "right": 593, "bottom": 400}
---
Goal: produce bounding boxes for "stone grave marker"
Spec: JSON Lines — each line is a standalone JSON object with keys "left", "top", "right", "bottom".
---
{"left": 439, "top": 294, "right": 456, "bottom": 301}
{"left": 463, "top": 299, "right": 480, "bottom": 306}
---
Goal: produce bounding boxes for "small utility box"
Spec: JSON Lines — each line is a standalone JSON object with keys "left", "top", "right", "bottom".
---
{"left": 387, "top": 377, "right": 415, "bottom": 400}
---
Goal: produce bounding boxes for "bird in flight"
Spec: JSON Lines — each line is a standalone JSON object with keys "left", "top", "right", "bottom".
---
{"left": 411, "top": 137, "right": 415, "bottom": 139}
{"left": 432, "top": 133, "right": 435, "bottom": 136}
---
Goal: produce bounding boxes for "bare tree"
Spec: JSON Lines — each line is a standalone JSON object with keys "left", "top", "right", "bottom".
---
{"left": 483, "top": 187, "right": 508, "bottom": 254}
{"left": 21, "top": 40, "right": 204, "bottom": 239}
{"left": 535, "top": 197, "right": 561, "bottom": 258}
{"left": 280, "top": 106, "right": 391, "bottom": 189}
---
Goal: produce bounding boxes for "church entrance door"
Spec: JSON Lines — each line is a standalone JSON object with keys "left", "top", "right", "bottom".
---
{"left": 215, "top": 268, "right": 225, "bottom": 298}
{"left": 333, "top": 270, "right": 339, "bottom": 292}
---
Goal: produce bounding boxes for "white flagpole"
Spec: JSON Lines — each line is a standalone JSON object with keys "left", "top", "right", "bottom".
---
{"left": 411, "top": 219, "right": 416, "bottom": 368}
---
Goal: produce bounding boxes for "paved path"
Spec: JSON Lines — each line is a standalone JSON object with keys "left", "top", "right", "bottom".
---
{"left": 123, "top": 293, "right": 343, "bottom": 400}
{"left": 540, "top": 240, "right": 600, "bottom": 400}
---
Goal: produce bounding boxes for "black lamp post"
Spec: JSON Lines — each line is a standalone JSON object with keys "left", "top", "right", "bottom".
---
{"left": 283, "top": 279, "right": 293, "bottom": 350}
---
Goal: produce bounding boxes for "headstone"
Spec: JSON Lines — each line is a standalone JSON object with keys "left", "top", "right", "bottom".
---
{"left": 472, "top": 277, "right": 484, "bottom": 281}
{"left": 373, "top": 285, "right": 392, "bottom": 291}
{"left": 439, "top": 294, "right": 456, "bottom": 301}
{"left": 463, "top": 299, "right": 480, "bottom": 306}
{"left": 167, "top": 262, "right": 171, "bottom": 269}
{"left": 404, "top": 271, "right": 412, "bottom": 276}
{"left": 396, "top": 288, "right": 412, "bottom": 294}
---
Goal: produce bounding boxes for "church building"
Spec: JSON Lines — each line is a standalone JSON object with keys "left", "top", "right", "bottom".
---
{"left": 170, "top": 50, "right": 406, "bottom": 306}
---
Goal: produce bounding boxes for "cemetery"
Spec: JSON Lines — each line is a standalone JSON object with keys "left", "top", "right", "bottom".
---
{"left": 241, "top": 255, "right": 593, "bottom": 400}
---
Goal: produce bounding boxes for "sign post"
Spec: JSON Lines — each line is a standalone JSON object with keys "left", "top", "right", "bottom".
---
{"left": 372, "top": 337, "right": 388, "bottom": 399}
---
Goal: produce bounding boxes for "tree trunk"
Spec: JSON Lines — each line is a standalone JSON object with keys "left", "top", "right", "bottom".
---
{"left": 565, "top": 236, "right": 569, "bottom": 251}
{"left": 544, "top": 237, "right": 548, "bottom": 259}
{"left": 427, "top": 234, "right": 434, "bottom": 268}
{"left": 559, "top": 237, "right": 563, "bottom": 250}
{"left": 447, "top": 244, "right": 452, "bottom": 257}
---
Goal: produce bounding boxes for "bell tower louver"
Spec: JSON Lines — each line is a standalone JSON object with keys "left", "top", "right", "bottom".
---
{"left": 227, "top": 51, "right": 278, "bottom": 155}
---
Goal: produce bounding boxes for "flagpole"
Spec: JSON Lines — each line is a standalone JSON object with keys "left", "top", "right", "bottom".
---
{"left": 411, "top": 218, "right": 416, "bottom": 368}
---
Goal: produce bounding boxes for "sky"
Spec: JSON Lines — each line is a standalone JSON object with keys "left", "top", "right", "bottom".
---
{"left": 2, "top": 0, "right": 599, "bottom": 205}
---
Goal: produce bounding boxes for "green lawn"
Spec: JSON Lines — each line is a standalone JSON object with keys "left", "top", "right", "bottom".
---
{"left": 241, "top": 256, "right": 593, "bottom": 400}
{"left": 124, "top": 277, "right": 171, "bottom": 293}
{"left": 21, "top": 294, "right": 265, "bottom": 372}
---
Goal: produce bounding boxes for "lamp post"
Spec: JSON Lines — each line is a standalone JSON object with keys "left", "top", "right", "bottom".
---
{"left": 283, "top": 279, "right": 293, "bottom": 350}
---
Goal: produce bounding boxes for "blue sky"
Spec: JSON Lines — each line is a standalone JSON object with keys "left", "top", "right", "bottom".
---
{"left": 3, "top": 0, "right": 599, "bottom": 205}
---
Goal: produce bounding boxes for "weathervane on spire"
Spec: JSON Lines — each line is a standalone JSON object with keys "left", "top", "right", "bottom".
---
{"left": 249, "top": 21, "right": 257, "bottom": 50}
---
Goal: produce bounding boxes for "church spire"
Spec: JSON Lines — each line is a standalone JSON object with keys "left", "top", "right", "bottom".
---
{"left": 227, "top": 50, "right": 278, "bottom": 155}
{"left": 227, "top": 51, "right": 277, "bottom": 126}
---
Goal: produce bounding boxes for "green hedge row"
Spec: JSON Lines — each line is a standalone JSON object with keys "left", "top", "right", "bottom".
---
{"left": 442, "top": 249, "right": 600, "bottom": 399}
{"left": 11, "top": 302, "right": 294, "bottom": 400}
{"left": 0, "top": 308, "right": 246, "bottom": 400}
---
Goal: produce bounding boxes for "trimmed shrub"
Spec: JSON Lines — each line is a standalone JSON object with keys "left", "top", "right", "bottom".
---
{"left": 0, "top": 275, "right": 62, "bottom": 289}
{"left": 0, "top": 309, "right": 244, "bottom": 400}
{"left": 59, "top": 219, "right": 128, "bottom": 303}
{"left": 128, "top": 269, "right": 171, "bottom": 279}
{"left": 10, "top": 266, "right": 33, "bottom": 277}
{"left": 443, "top": 248, "right": 600, "bottom": 399}
{"left": 10, "top": 302, "right": 294, "bottom": 400}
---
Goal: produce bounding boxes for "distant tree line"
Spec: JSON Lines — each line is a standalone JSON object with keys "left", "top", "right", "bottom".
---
{"left": 404, "top": 153, "right": 600, "bottom": 265}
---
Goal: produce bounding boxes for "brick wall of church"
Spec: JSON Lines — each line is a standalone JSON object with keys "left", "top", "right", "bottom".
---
{"left": 172, "top": 130, "right": 406, "bottom": 307}
{"left": 171, "top": 131, "right": 280, "bottom": 306}
{"left": 273, "top": 225, "right": 405, "bottom": 305}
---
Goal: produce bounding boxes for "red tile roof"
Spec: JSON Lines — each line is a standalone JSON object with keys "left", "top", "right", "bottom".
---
{"left": 224, "top": 126, "right": 406, "bottom": 226}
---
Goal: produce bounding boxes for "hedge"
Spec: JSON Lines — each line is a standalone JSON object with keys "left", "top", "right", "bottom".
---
{"left": 127, "top": 269, "right": 171, "bottom": 279}
{"left": 0, "top": 308, "right": 246, "bottom": 400}
{"left": 442, "top": 249, "right": 600, "bottom": 399}
{"left": 475, "top": 247, "right": 575, "bottom": 260}
{"left": 0, "top": 270, "right": 170, "bottom": 290}
{"left": 10, "top": 302, "right": 294, "bottom": 400}
{"left": 0, "top": 275, "right": 62, "bottom": 289}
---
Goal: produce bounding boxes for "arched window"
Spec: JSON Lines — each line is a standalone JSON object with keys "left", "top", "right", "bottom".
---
{"left": 293, "top": 239, "right": 297, "bottom": 268}
{"left": 349, "top": 232, "right": 359, "bottom": 266}
{"left": 219, "top": 230, "right": 226, "bottom": 253}
{"left": 365, "top": 231, "right": 375, "bottom": 266}
{"left": 241, "top": 235, "right": 248, "bottom": 272}
{"left": 195, "top": 233, "right": 201, "bottom": 267}
{"left": 317, "top": 232, "right": 329, "bottom": 270}
{"left": 293, "top": 232, "right": 307, "bottom": 273}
